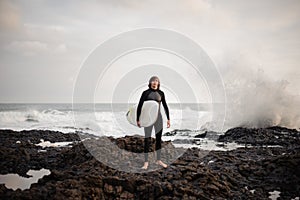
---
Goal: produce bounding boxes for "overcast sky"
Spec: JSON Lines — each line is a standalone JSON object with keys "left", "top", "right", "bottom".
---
{"left": 0, "top": 0, "right": 299, "bottom": 103}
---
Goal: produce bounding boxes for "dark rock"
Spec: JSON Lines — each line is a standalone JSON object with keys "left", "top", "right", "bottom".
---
{"left": 0, "top": 127, "right": 299, "bottom": 199}
{"left": 218, "top": 126, "right": 300, "bottom": 147}
{"left": 194, "top": 131, "right": 207, "bottom": 138}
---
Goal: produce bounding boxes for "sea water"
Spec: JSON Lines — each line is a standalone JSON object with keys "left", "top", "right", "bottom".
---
{"left": 0, "top": 103, "right": 218, "bottom": 136}
{"left": 0, "top": 103, "right": 238, "bottom": 150}
{"left": 0, "top": 168, "right": 51, "bottom": 190}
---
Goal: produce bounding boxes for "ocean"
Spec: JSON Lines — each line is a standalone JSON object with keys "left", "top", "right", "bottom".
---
{"left": 0, "top": 103, "right": 215, "bottom": 135}
{"left": 1, "top": 103, "right": 240, "bottom": 150}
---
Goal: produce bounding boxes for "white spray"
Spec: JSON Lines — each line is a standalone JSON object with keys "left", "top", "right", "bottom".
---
{"left": 219, "top": 55, "right": 300, "bottom": 130}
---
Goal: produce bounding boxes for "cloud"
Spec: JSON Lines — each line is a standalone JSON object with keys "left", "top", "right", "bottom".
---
{"left": 5, "top": 40, "right": 48, "bottom": 56}
{"left": 0, "top": 0, "right": 21, "bottom": 31}
{"left": 55, "top": 43, "right": 67, "bottom": 54}
{"left": 5, "top": 40, "right": 67, "bottom": 56}
{"left": 0, "top": 0, "right": 299, "bottom": 105}
{"left": 24, "top": 23, "right": 66, "bottom": 34}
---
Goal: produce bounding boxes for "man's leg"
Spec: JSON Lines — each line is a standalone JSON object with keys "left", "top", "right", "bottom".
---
{"left": 144, "top": 125, "right": 153, "bottom": 162}
{"left": 154, "top": 114, "right": 163, "bottom": 160}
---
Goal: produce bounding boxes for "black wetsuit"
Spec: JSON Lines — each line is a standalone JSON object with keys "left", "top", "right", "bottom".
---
{"left": 136, "top": 87, "right": 170, "bottom": 161}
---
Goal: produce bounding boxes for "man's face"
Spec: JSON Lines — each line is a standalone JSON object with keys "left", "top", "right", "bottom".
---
{"left": 151, "top": 79, "right": 159, "bottom": 88}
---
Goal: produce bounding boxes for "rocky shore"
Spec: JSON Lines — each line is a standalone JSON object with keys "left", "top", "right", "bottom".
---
{"left": 0, "top": 126, "right": 299, "bottom": 199}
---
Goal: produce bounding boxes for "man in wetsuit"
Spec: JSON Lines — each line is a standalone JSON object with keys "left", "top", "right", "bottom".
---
{"left": 136, "top": 76, "right": 170, "bottom": 170}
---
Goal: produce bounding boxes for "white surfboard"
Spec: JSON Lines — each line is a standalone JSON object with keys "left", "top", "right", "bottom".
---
{"left": 126, "top": 100, "right": 159, "bottom": 127}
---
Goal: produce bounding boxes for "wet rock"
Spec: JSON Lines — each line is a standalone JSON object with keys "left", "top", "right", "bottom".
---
{"left": 218, "top": 126, "right": 300, "bottom": 147}
{"left": 194, "top": 132, "right": 207, "bottom": 138}
{"left": 0, "top": 127, "right": 299, "bottom": 199}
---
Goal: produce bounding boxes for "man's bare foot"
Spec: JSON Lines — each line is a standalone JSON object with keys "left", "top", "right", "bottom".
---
{"left": 141, "top": 162, "right": 149, "bottom": 170}
{"left": 156, "top": 160, "right": 168, "bottom": 168}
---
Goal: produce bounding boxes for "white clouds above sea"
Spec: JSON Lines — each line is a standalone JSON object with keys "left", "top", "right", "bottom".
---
{"left": 0, "top": 0, "right": 299, "bottom": 103}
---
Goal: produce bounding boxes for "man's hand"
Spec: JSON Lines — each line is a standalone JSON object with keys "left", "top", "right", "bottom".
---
{"left": 137, "top": 120, "right": 141, "bottom": 128}
{"left": 167, "top": 120, "right": 171, "bottom": 128}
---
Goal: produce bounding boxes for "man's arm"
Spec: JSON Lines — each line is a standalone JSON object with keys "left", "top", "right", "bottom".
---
{"left": 136, "top": 91, "right": 146, "bottom": 121}
{"left": 161, "top": 92, "right": 170, "bottom": 120}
